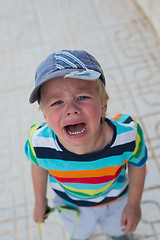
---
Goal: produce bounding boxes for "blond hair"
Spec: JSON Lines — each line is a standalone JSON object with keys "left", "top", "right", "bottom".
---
{"left": 94, "top": 79, "right": 109, "bottom": 122}
{"left": 95, "top": 79, "right": 109, "bottom": 106}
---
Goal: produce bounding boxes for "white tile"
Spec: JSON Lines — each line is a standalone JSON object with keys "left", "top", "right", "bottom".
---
{"left": 154, "top": 222, "right": 160, "bottom": 235}
{"left": 141, "top": 202, "right": 160, "bottom": 222}
{"left": 144, "top": 159, "right": 160, "bottom": 189}
{"left": 143, "top": 114, "right": 160, "bottom": 139}
{"left": 136, "top": 221, "right": 153, "bottom": 237}
{"left": 0, "top": 234, "right": 16, "bottom": 240}
{"left": 0, "top": 208, "right": 14, "bottom": 222}
{"left": 0, "top": 192, "right": 13, "bottom": 209}
{"left": 0, "top": 221, "right": 14, "bottom": 235}
{"left": 17, "top": 230, "right": 29, "bottom": 240}
{"left": 8, "top": 12, "right": 40, "bottom": 50}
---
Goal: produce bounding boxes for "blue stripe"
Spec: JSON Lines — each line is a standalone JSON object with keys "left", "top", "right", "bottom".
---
{"left": 36, "top": 153, "right": 131, "bottom": 171}
{"left": 129, "top": 146, "right": 148, "bottom": 167}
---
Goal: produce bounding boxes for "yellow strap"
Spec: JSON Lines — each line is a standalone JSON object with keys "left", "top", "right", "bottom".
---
{"left": 38, "top": 205, "right": 79, "bottom": 240}
{"left": 38, "top": 222, "right": 42, "bottom": 240}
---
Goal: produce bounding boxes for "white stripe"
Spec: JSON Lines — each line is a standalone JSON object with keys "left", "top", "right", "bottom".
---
{"left": 112, "top": 128, "right": 137, "bottom": 147}
{"left": 32, "top": 125, "right": 62, "bottom": 152}
{"left": 32, "top": 136, "right": 62, "bottom": 152}
{"left": 56, "top": 64, "right": 65, "bottom": 70}
{"left": 50, "top": 182, "right": 65, "bottom": 192}
{"left": 55, "top": 56, "right": 77, "bottom": 68}
{"left": 118, "top": 120, "right": 136, "bottom": 129}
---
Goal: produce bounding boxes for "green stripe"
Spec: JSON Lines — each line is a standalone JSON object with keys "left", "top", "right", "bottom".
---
{"left": 130, "top": 123, "right": 144, "bottom": 161}
{"left": 28, "top": 123, "right": 40, "bottom": 165}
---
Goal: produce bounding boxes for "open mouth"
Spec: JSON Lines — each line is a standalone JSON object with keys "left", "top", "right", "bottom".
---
{"left": 65, "top": 123, "right": 86, "bottom": 135}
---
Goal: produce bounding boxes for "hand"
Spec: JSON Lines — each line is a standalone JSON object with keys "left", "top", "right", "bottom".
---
{"left": 33, "top": 198, "right": 50, "bottom": 223}
{"left": 121, "top": 203, "right": 141, "bottom": 233}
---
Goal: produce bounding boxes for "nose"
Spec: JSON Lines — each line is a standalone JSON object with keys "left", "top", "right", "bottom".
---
{"left": 66, "top": 102, "right": 80, "bottom": 116}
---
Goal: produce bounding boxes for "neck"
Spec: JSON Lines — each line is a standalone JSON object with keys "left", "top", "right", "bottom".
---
{"left": 60, "top": 121, "right": 113, "bottom": 155}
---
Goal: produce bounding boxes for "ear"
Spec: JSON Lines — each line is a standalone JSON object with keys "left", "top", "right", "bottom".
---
{"left": 43, "top": 112, "right": 51, "bottom": 127}
{"left": 101, "top": 103, "right": 107, "bottom": 117}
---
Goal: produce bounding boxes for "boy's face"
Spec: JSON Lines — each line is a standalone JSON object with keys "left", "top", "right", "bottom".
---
{"left": 41, "top": 77, "right": 107, "bottom": 154}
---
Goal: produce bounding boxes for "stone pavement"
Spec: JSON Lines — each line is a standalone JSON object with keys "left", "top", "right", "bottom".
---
{"left": 0, "top": 0, "right": 160, "bottom": 239}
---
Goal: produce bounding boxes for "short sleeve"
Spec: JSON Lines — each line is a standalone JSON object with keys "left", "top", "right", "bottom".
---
{"left": 24, "top": 124, "right": 40, "bottom": 166}
{"left": 128, "top": 120, "right": 148, "bottom": 167}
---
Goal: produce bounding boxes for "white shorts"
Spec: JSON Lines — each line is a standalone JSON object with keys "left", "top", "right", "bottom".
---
{"left": 53, "top": 195, "right": 128, "bottom": 240}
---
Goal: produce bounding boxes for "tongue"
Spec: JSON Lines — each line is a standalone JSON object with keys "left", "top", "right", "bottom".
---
{"left": 66, "top": 123, "right": 85, "bottom": 133}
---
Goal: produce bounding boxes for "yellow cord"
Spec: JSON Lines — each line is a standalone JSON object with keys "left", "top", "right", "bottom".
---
{"left": 38, "top": 222, "right": 42, "bottom": 240}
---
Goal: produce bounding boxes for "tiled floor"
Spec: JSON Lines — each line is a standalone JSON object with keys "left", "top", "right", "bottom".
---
{"left": 0, "top": 0, "right": 160, "bottom": 239}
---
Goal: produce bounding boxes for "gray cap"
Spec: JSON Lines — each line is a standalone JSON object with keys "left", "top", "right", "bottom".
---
{"left": 29, "top": 50, "right": 106, "bottom": 103}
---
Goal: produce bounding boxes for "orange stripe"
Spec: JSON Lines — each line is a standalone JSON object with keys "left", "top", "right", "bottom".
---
{"left": 111, "top": 113, "right": 122, "bottom": 121}
{"left": 48, "top": 160, "right": 128, "bottom": 178}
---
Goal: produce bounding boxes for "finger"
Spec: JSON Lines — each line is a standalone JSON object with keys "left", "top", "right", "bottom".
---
{"left": 34, "top": 214, "right": 45, "bottom": 223}
{"left": 122, "top": 222, "right": 136, "bottom": 233}
{"left": 121, "top": 213, "right": 127, "bottom": 227}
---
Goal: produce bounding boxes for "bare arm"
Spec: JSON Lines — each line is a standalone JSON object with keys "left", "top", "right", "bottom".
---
{"left": 31, "top": 163, "right": 49, "bottom": 223}
{"left": 121, "top": 164, "right": 146, "bottom": 232}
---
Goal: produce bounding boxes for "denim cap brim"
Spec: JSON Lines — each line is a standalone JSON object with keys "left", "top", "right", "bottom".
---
{"left": 29, "top": 69, "right": 101, "bottom": 103}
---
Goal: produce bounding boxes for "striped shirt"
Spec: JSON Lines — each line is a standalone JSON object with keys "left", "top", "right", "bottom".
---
{"left": 25, "top": 114, "right": 148, "bottom": 207}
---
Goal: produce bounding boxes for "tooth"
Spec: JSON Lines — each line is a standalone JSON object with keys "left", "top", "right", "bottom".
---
{"left": 67, "top": 127, "right": 86, "bottom": 135}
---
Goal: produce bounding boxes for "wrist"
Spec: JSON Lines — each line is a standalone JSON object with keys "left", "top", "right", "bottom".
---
{"left": 127, "top": 199, "right": 141, "bottom": 208}
{"left": 35, "top": 197, "right": 48, "bottom": 206}
{"left": 127, "top": 190, "right": 143, "bottom": 206}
